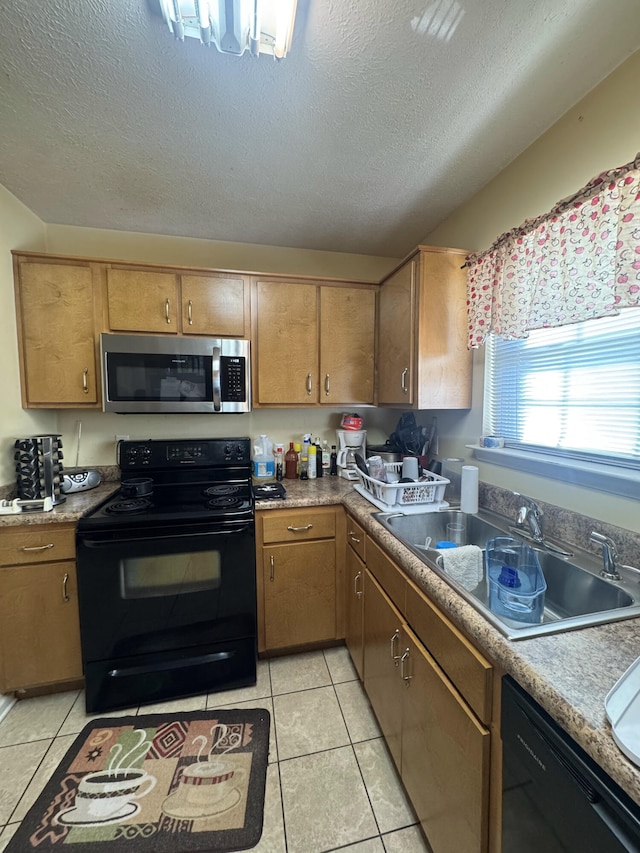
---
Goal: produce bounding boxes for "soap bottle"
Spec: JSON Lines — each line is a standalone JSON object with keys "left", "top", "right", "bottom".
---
{"left": 308, "top": 444, "right": 317, "bottom": 479}
{"left": 284, "top": 442, "right": 298, "bottom": 479}
{"left": 322, "top": 440, "right": 331, "bottom": 473}
{"left": 329, "top": 445, "right": 338, "bottom": 475}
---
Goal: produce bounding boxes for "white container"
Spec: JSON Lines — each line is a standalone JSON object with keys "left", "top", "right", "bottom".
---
{"left": 355, "top": 462, "right": 450, "bottom": 513}
{"left": 253, "top": 435, "right": 275, "bottom": 480}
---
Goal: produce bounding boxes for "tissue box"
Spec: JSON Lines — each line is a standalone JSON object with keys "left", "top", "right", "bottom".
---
{"left": 486, "top": 537, "right": 546, "bottom": 624}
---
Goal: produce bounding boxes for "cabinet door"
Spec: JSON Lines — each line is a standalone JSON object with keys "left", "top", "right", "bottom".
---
{"left": 345, "top": 545, "right": 365, "bottom": 680}
{"left": 0, "top": 562, "right": 82, "bottom": 692}
{"left": 263, "top": 540, "right": 336, "bottom": 649}
{"left": 401, "top": 624, "right": 490, "bottom": 853}
{"left": 320, "top": 287, "right": 375, "bottom": 405}
{"left": 363, "top": 570, "right": 404, "bottom": 768}
{"left": 255, "top": 281, "right": 318, "bottom": 404}
{"left": 107, "top": 269, "right": 178, "bottom": 332}
{"left": 16, "top": 261, "right": 98, "bottom": 406}
{"left": 181, "top": 273, "right": 248, "bottom": 337}
{"left": 377, "top": 258, "right": 416, "bottom": 405}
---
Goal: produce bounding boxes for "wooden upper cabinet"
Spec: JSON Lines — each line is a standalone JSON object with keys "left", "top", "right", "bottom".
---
{"left": 14, "top": 260, "right": 99, "bottom": 407}
{"left": 377, "top": 259, "right": 416, "bottom": 405}
{"left": 320, "top": 286, "right": 375, "bottom": 405}
{"left": 254, "top": 279, "right": 376, "bottom": 406}
{"left": 107, "top": 268, "right": 179, "bottom": 333}
{"left": 180, "top": 273, "right": 248, "bottom": 337}
{"left": 378, "top": 246, "right": 472, "bottom": 409}
{"left": 255, "top": 280, "right": 319, "bottom": 404}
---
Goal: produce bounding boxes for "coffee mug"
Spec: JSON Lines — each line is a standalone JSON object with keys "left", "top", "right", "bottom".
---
{"left": 72, "top": 769, "right": 156, "bottom": 821}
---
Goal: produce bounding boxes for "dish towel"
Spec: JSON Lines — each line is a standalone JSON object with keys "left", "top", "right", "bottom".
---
{"left": 437, "top": 545, "right": 483, "bottom": 590}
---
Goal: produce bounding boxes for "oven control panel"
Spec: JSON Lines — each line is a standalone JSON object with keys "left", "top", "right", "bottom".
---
{"left": 118, "top": 438, "right": 252, "bottom": 469}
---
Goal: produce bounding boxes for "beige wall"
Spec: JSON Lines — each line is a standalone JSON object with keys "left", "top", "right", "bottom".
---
{"left": 0, "top": 185, "right": 54, "bottom": 485}
{"left": 424, "top": 49, "right": 640, "bottom": 530}
{"left": 45, "top": 225, "right": 398, "bottom": 282}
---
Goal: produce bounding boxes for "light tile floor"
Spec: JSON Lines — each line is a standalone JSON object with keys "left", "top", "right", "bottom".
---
{"left": 0, "top": 647, "right": 431, "bottom": 853}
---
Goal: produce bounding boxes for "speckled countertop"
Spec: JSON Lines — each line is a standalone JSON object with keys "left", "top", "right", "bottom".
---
{"left": 3, "top": 474, "right": 640, "bottom": 807}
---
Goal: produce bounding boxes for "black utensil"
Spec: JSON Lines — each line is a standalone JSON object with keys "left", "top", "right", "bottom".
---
{"left": 354, "top": 453, "right": 369, "bottom": 476}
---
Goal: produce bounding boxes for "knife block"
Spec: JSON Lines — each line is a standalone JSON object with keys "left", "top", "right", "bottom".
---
{"left": 14, "top": 434, "right": 66, "bottom": 505}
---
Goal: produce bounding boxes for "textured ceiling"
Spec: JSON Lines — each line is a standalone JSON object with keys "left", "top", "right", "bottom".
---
{"left": 0, "top": 0, "right": 639, "bottom": 258}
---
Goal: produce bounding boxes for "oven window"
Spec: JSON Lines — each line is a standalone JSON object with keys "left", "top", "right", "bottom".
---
{"left": 120, "top": 551, "right": 222, "bottom": 599}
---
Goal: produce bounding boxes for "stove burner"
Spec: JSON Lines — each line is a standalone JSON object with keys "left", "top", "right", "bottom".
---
{"left": 107, "top": 498, "right": 153, "bottom": 514}
{"left": 203, "top": 485, "right": 241, "bottom": 497}
{"left": 207, "top": 496, "right": 243, "bottom": 509}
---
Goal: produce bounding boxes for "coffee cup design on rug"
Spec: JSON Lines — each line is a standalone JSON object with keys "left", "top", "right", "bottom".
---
{"left": 55, "top": 728, "right": 156, "bottom": 827}
{"left": 162, "top": 723, "right": 245, "bottom": 820}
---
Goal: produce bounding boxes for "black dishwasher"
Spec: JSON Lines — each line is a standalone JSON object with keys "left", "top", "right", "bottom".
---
{"left": 502, "top": 676, "right": 640, "bottom": 852}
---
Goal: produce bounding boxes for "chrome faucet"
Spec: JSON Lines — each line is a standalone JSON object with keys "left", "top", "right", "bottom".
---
{"left": 589, "top": 531, "right": 622, "bottom": 580}
{"left": 513, "top": 493, "right": 544, "bottom": 543}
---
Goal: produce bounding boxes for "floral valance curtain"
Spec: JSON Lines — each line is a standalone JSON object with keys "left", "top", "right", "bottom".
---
{"left": 466, "top": 154, "right": 640, "bottom": 348}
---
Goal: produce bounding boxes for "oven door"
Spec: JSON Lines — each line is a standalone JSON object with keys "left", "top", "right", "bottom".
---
{"left": 76, "top": 520, "right": 256, "bottom": 711}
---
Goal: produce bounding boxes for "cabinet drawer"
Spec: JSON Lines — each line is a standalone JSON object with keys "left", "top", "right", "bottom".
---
{"left": 346, "top": 515, "right": 366, "bottom": 561}
{"left": 0, "top": 524, "right": 76, "bottom": 567}
{"left": 405, "top": 577, "right": 492, "bottom": 724}
{"left": 261, "top": 508, "right": 336, "bottom": 543}
{"left": 366, "top": 538, "right": 406, "bottom": 613}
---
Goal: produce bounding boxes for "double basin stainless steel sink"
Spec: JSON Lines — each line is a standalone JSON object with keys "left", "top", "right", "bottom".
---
{"left": 373, "top": 508, "right": 640, "bottom": 639}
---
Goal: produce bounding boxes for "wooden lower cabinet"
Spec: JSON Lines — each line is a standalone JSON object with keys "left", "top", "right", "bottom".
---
{"left": 0, "top": 560, "right": 82, "bottom": 692}
{"left": 360, "top": 545, "right": 492, "bottom": 853}
{"left": 257, "top": 507, "right": 340, "bottom": 652}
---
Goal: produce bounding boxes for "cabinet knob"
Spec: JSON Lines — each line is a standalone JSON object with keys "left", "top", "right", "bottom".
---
{"left": 401, "top": 367, "right": 409, "bottom": 394}
{"left": 82, "top": 368, "right": 89, "bottom": 394}
{"left": 165, "top": 298, "right": 171, "bottom": 324}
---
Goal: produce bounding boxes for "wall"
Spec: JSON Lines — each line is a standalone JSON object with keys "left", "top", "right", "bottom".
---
{"left": 423, "top": 49, "right": 640, "bottom": 531}
{"left": 0, "top": 186, "right": 54, "bottom": 485}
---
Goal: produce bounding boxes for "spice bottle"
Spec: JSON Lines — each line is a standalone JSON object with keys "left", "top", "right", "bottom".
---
{"left": 284, "top": 442, "right": 298, "bottom": 479}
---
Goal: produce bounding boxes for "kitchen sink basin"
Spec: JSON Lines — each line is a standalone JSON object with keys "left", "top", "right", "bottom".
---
{"left": 373, "top": 509, "right": 640, "bottom": 639}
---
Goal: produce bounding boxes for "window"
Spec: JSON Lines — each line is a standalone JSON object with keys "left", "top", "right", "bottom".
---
{"left": 484, "top": 309, "right": 640, "bottom": 469}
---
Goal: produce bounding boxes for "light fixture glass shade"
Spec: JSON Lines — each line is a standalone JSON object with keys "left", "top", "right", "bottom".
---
{"left": 159, "top": 0, "right": 297, "bottom": 58}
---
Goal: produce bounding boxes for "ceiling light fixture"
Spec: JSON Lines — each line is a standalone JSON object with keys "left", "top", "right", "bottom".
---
{"left": 159, "top": 0, "right": 298, "bottom": 59}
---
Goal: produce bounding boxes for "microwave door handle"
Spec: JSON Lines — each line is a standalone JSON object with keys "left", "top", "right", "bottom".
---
{"left": 212, "top": 345, "right": 222, "bottom": 412}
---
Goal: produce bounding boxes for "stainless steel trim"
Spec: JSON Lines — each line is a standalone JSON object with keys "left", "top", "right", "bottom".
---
{"left": 212, "top": 345, "right": 221, "bottom": 412}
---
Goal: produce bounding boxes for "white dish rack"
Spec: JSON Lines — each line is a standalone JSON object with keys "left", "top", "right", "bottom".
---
{"left": 354, "top": 462, "right": 449, "bottom": 514}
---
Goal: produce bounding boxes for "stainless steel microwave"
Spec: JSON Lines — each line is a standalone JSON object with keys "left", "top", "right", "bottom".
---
{"left": 101, "top": 333, "right": 251, "bottom": 414}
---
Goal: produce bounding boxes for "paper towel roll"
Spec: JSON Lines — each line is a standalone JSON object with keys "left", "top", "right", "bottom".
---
{"left": 460, "top": 465, "right": 479, "bottom": 514}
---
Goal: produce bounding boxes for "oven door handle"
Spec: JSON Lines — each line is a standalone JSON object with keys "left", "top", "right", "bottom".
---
{"left": 212, "top": 345, "right": 222, "bottom": 412}
{"left": 80, "top": 524, "right": 253, "bottom": 547}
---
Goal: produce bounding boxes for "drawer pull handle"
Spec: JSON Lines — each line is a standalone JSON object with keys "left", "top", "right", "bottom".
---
{"left": 306, "top": 373, "right": 312, "bottom": 395}
{"left": 401, "top": 648, "right": 412, "bottom": 685}
{"left": 187, "top": 299, "right": 193, "bottom": 325}
{"left": 287, "top": 524, "right": 313, "bottom": 532}
{"left": 21, "top": 543, "right": 55, "bottom": 552}
{"left": 349, "top": 532, "right": 361, "bottom": 544}
{"left": 269, "top": 555, "right": 275, "bottom": 582}
{"left": 62, "top": 572, "right": 70, "bottom": 602}
{"left": 354, "top": 570, "right": 363, "bottom": 598}
{"left": 401, "top": 367, "right": 409, "bottom": 394}
{"left": 325, "top": 373, "right": 330, "bottom": 396}
{"left": 82, "top": 368, "right": 89, "bottom": 394}
{"left": 165, "top": 298, "right": 171, "bottom": 324}
{"left": 390, "top": 628, "right": 401, "bottom": 663}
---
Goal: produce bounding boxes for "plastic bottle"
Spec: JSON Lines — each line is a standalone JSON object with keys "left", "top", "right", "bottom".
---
{"left": 252, "top": 435, "right": 275, "bottom": 480}
{"left": 284, "top": 442, "right": 298, "bottom": 479}
{"left": 299, "top": 449, "right": 309, "bottom": 480}
{"left": 329, "top": 445, "right": 338, "bottom": 475}
{"left": 274, "top": 443, "right": 284, "bottom": 481}
{"left": 308, "top": 444, "right": 317, "bottom": 479}
{"left": 294, "top": 442, "right": 302, "bottom": 475}
{"left": 322, "top": 440, "right": 331, "bottom": 473}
